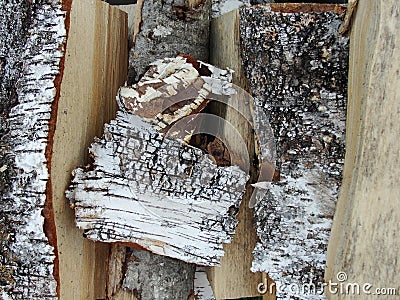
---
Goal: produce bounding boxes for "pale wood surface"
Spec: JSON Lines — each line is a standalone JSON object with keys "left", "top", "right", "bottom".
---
{"left": 116, "top": 4, "right": 137, "bottom": 39}
{"left": 52, "top": 1, "right": 127, "bottom": 299}
{"left": 208, "top": 10, "right": 275, "bottom": 300}
{"left": 326, "top": 0, "right": 400, "bottom": 298}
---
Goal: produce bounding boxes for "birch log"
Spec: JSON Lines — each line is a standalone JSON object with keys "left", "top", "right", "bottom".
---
{"left": 239, "top": 4, "right": 349, "bottom": 299}
{"left": 208, "top": 10, "right": 275, "bottom": 299}
{"left": 0, "top": 1, "right": 128, "bottom": 298}
{"left": 128, "top": 0, "right": 211, "bottom": 84}
{"left": 0, "top": 1, "right": 66, "bottom": 298}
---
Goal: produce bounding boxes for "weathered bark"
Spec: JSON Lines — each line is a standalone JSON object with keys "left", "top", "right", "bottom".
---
{"left": 0, "top": 1, "right": 66, "bottom": 298}
{"left": 107, "top": 244, "right": 196, "bottom": 300}
{"left": 0, "top": 1, "right": 128, "bottom": 298}
{"left": 67, "top": 57, "right": 248, "bottom": 266}
{"left": 128, "top": 0, "right": 211, "bottom": 84}
{"left": 109, "top": 2, "right": 214, "bottom": 298}
{"left": 239, "top": 4, "right": 349, "bottom": 299}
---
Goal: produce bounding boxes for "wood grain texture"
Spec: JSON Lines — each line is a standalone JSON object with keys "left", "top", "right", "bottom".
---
{"left": 326, "top": 0, "right": 400, "bottom": 298}
{"left": 208, "top": 10, "right": 275, "bottom": 299}
{"left": 240, "top": 4, "right": 349, "bottom": 299}
{"left": 51, "top": 1, "right": 128, "bottom": 299}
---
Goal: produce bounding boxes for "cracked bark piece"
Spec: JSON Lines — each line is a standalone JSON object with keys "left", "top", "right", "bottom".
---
{"left": 67, "top": 57, "right": 249, "bottom": 266}
{"left": 240, "top": 4, "right": 349, "bottom": 299}
{"left": 119, "top": 0, "right": 213, "bottom": 294}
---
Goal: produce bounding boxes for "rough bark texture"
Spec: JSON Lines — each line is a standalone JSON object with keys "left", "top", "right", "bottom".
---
{"left": 67, "top": 57, "right": 248, "bottom": 266}
{"left": 115, "top": 1, "right": 214, "bottom": 297}
{"left": 0, "top": 0, "right": 66, "bottom": 298}
{"left": 240, "top": 5, "right": 349, "bottom": 299}
{"left": 108, "top": 246, "right": 196, "bottom": 300}
{"left": 123, "top": 249, "right": 195, "bottom": 299}
{"left": 128, "top": 0, "right": 210, "bottom": 83}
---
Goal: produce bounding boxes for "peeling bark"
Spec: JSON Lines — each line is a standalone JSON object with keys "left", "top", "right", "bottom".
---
{"left": 240, "top": 5, "right": 349, "bottom": 299}
{"left": 67, "top": 57, "right": 248, "bottom": 266}
{"left": 0, "top": 1, "right": 66, "bottom": 298}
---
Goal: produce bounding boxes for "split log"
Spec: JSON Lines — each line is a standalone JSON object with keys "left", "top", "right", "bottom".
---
{"left": 0, "top": 1, "right": 66, "bottom": 298}
{"left": 211, "top": 0, "right": 249, "bottom": 18}
{"left": 326, "top": 0, "right": 400, "bottom": 298}
{"left": 107, "top": 244, "right": 196, "bottom": 300}
{"left": 239, "top": 4, "right": 349, "bottom": 299}
{"left": 208, "top": 10, "right": 275, "bottom": 299}
{"left": 211, "top": 0, "right": 348, "bottom": 19}
{"left": 52, "top": 2, "right": 128, "bottom": 299}
{"left": 109, "top": 250, "right": 217, "bottom": 300}
{"left": 67, "top": 56, "right": 248, "bottom": 266}
{"left": 0, "top": 0, "right": 128, "bottom": 299}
